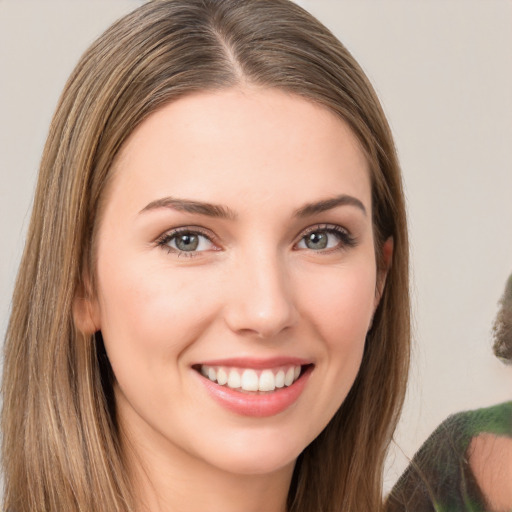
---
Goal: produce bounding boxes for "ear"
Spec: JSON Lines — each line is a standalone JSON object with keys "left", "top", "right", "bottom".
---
{"left": 73, "top": 276, "right": 101, "bottom": 335}
{"left": 374, "top": 236, "right": 393, "bottom": 310}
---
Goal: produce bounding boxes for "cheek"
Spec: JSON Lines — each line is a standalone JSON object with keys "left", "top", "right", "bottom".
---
{"left": 300, "top": 262, "right": 376, "bottom": 349}
{"left": 95, "top": 257, "right": 221, "bottom": 362}
{"left": 292, "top": 261, "right": 376, "bottom": 435}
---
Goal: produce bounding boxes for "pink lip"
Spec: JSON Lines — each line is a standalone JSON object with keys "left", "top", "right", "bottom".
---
{"left": 196, "top": 356, "right": 312, "bottom": 369}
{"left": 195, "top": 364, "right": 313, "bottom": 418}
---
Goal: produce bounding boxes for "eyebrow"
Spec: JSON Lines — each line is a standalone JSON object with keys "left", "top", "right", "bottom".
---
{"left": 140, "top": 197, "right": 237, "bottom": 220}
{"left": 294, "top": 194, "right": 367, "bottom": 217}
{"left": 139, "top": 193, "right": 366, "bottom": 219}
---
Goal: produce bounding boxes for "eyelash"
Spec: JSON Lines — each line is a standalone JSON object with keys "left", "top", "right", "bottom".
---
{"left": 297, "top": 224, "right": 357, "bottom": 253}
{"left": 155, "top": 224, "right": 357, "bottom": 258}
{"left": 156, "top": 227, "right": 218, "bottom": 258}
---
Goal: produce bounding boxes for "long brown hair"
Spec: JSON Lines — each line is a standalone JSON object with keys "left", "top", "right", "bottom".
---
{"left": 2, "top": 1, "right": 410, "bottom": 510}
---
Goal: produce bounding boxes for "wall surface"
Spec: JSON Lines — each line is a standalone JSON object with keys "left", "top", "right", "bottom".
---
{"left": 1, "top": 0, "right": 511, "bottom": 492}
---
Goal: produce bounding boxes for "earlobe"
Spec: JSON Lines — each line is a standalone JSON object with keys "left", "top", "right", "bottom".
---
{"left": 374, "top": 237, "right": 394, "bottom": 308}
{"left": 73, "top": 281, "right": 101, "bottom": 335}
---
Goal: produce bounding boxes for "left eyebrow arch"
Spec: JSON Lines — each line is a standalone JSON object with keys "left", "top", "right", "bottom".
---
{"left": 294, "top": 194, "right": 367, "bottom": 217}
{"left": 139, "top": 197, "right": 237, "bottom": 220}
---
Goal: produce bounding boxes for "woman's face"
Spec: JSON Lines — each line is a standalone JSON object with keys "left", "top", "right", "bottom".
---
{"left": 87, "top": 87, "right": 385, "bottom": 478}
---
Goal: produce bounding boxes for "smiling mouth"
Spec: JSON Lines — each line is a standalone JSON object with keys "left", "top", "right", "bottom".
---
{"left": 193, "top": 364, "right": 312, "bottom": 394}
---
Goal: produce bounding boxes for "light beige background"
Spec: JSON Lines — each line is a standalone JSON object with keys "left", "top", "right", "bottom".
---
{"left": 1, "top": 0, "right": 511, "bottom": 491}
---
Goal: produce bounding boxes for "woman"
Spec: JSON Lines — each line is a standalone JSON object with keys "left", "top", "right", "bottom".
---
{"left": 387, "top": 274, "right": 512, "bottom": 512}
{"left": 1, "top": 1, "right": 410, "bottom": 511}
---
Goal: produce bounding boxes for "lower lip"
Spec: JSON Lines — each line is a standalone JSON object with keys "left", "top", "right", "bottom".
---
{"left": 197, "top": 366, "right": 313, "bottom": 417}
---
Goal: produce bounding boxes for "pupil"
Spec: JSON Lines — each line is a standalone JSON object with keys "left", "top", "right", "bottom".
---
{"left": 307, "top": 232, "right": 327, "bottom": 249}
{"left": 177, "top": 234, "right": 198, "bottom": 251}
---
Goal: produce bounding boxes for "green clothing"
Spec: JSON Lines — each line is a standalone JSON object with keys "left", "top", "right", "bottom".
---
{"left": 387, "top": 402, "right": 512, "bottom": 512}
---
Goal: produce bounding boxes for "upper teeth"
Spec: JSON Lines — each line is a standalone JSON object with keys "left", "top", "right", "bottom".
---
{"left": 200, "top": 365, "right": 302, "bottom": 392}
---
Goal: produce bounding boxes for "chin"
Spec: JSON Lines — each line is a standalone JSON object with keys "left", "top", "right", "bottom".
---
{"left": 199, "top": 435, "right": 304, "bottom": 476}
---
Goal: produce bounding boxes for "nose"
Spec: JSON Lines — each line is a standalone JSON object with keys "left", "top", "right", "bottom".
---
{"left": 223, "top": 250, "right": 298, "bottom": 339}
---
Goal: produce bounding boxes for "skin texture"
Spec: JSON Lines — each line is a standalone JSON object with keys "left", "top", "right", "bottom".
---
{"left": 80, "top": 87, "right": 389, "bottom": 512}
{"left": 469, "top": 434, "right": 512, "bottom": 512}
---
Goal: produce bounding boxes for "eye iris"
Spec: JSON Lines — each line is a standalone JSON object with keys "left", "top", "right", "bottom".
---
{"left": 305, "top": 231, "right": 328, "bottom": 250}
{"left": 175, "top": 233, "right": 199, "bottom": 251}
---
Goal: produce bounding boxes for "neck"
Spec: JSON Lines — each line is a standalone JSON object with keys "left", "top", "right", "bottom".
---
{"left": 121, "top": 426, "right": 294, "bottom": 512}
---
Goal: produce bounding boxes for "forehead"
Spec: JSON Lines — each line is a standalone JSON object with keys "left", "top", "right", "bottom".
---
{"left": 105, "top": 87, "right": 371, "bottom": 217}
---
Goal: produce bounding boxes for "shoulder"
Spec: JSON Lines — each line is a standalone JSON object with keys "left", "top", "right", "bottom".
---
{"left": 468, "top": 403, "right": 512, "bottom": 512}
{"left": 431, "top": 400, "right": 512, "bottom": 443}
{"left": 386, "top": 402, "right": 512, "bottom": 512}
{"left": 460, "top": 401, "right": 512, "bottom": 437}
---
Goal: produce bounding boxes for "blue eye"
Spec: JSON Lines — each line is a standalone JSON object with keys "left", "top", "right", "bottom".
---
{"left": 296, "top": 226, "right": 355, "bottom": 251}
{"left": 158, "top": 229, "right": 215, "bottom": 255}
